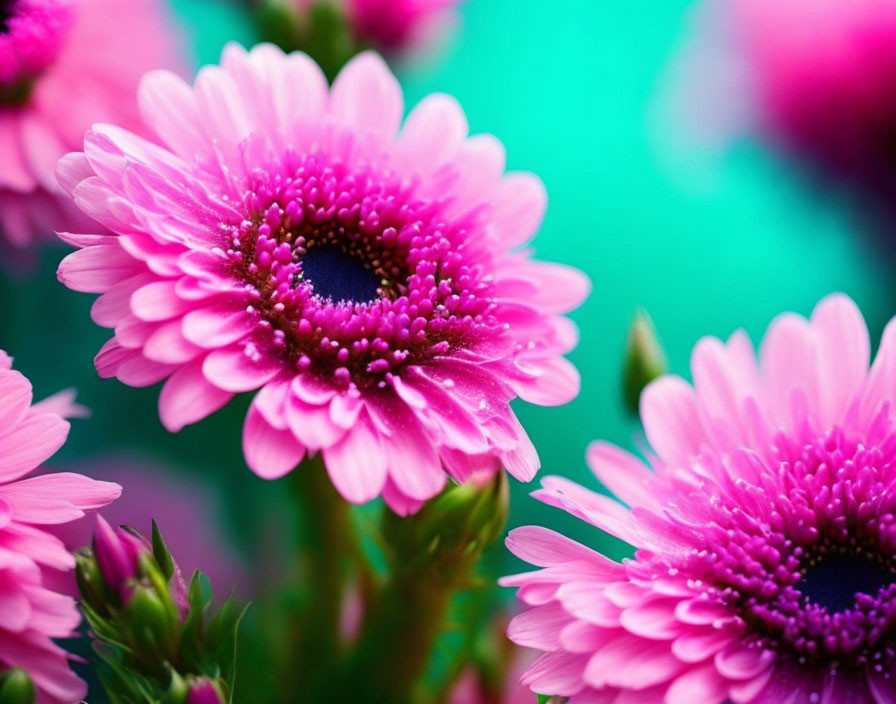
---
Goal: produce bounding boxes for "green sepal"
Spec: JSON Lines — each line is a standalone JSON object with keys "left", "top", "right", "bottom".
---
{"left": 151, "top": 520, "right": 176, "bottom": 582}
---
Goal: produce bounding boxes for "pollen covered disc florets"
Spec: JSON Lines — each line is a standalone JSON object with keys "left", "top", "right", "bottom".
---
{"left": 56, "top": 43, "right": 589, "bottom": 513}
{"left": 222, "top": 153, "right": 499, "bottom": 390}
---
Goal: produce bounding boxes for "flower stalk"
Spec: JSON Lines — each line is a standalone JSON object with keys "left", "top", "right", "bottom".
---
{"left": 334, "top": 473, "right": 510, "bottom": 703}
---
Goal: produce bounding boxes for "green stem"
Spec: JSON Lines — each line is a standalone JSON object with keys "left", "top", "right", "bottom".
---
{"left": 334, "top": 552, "right": 472, "bottom": 704}
{"left": 287, "top": 455, "right": 358, "bottom": 702}
{"left": 332, "top": 474, "right": 510, "bottom": 704}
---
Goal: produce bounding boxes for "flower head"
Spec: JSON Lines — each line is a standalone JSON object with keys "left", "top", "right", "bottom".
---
{"left": 56, "top": 43, "right": 588, "bottom": 514}
{"left": 0, "top": 351, "right": 120, "bottom": 703}
{"left": 504, "top": 294, "right": 896, "bottom": 703}
{"left": 0, "top": 0, "right": 185, "bottom": 248}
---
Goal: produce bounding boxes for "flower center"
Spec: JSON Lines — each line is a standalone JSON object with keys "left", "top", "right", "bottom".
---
{"left": 221, "top": 153, "right": 499, "bottom": 389}
{"left": 797, "top": 550, "right": 895, "bottom": 613}
{"left": 0, "top": 0, "right": 76, "bottom": 101}
{"left": 299, "top": 244, "right": 383, "bottom": 304}
{"left": 670, "top": 427, "right": 896, "bottom": 666}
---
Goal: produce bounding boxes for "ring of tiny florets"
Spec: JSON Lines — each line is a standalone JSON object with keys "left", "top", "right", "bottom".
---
{"left": 219, "top": 155, "right": 501, "bottom": 390}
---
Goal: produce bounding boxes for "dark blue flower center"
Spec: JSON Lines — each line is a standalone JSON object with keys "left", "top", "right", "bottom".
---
{"left": 299, "top": 245, "right": 381, "bottom": 304}
{"left": 797, "top": 552, "right": 894, "bottom": 612}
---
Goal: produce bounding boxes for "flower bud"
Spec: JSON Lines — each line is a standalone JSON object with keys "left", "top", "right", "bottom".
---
{"left": 187, "top": 679, "right": 226, "bottom": 704}
{"left": 124, "top": 584, "right": 179, "bottom": 663}
{"left": 0, "top": 669, "right": 35, "bottom": 704}
{"left": 622, "top": 307, "right": 666, "bottom": 415}
{"left": 94, "top": 515, "right": 149, "bottom": 604}
{"left": 384, "top": 472, "right": 509, "bottom": 565}
{"left": 75, "top": 548, "right": 110, "bottom": 614}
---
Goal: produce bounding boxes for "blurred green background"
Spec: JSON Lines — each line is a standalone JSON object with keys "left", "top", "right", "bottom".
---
{"left": 3, "top": 0, "right": 895, "bottom": 590}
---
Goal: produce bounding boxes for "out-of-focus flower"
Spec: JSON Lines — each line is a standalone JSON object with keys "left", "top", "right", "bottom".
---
{"left": 338, "top": 0, "right": 459, "bottom": 55}
{"left": 504, "top": 294, "right": 896, "bottom": 703}
{"left": 186, "top": 679, "right": 226, "bottom": 704}
{"left": 56, "top": 44, "right": 589, "bottom": 514}
{"left": 0, "top": 351, "right": 120, "bottom": 703}
{"left": 671, "top": 0, "right": 896, "bottom": 205}
{"left": 448, "top": 634, "right": 535, "bottom": 704}
{"left": 256, "top": 0, "right": 459, "bottom": 77}
{"left": 0, "top": 0, "right": 185, "bottom": 248}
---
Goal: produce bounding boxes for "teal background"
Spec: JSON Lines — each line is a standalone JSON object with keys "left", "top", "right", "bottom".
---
{"left": 3, "top": 0, "right": 896, "bottom": 596}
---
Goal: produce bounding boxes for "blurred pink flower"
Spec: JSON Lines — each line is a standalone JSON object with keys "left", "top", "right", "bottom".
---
{"left": 347, "top": 0, "right": 459, "bottom": 55}
{"left": 673, "top": 0, "right": 896, "bottom": 199}
{"left": 56, "top": 44, "right": 588, "bottom": 514}
{"left": 449, "top": 646, "right": 534, "bottom": 704}
{"left": 0, "top": 350, "right": 120, "bottom": 703}
{"left": 187, "top": 679, "right": 225, "bottom": 704}
{"left": 504, "top": 294, "right": 896, "bottom": 703}
{"left": 289, "top": 0, "right": 459, "bottom": 56}
{"left": 0, "top": 0, "right": 185, "bottom": 248}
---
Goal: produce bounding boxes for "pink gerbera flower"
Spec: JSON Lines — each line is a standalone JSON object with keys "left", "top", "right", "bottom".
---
{"left": 56, "top": 44, "right": 588, "bottom": 514}
{"left": 503, "top": 294, "right": 896, "bottom": 703}
{"left": 0, "top": 350, "right": 120, "bottom": 703}
{"left": 0, "top": 0, "right": 185, "bottom": 248}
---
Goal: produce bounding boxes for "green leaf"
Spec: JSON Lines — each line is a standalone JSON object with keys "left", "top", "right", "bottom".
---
{"left": 151, "top": 520, "right": 175, "bottom": 581}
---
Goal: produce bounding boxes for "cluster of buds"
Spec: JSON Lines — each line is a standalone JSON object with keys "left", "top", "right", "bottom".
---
{"left": 76, "top": 518, "right": 246, "bottom": 704}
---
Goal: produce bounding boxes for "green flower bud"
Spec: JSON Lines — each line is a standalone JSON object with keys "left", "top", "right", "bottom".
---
{"left": 622, "top": 307, "right": 667, "bottom": 415}
{"left": 0, "top": 669, "right": 35, "bottom": 704}
{"left": 75, "top": 548, "right": 110, "bottom": 614}
{"left": 125, "top": 584, "right": 179, "bottom": 663}
{"left": 384, "top": 472, "right": 510, "bottom": 567}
